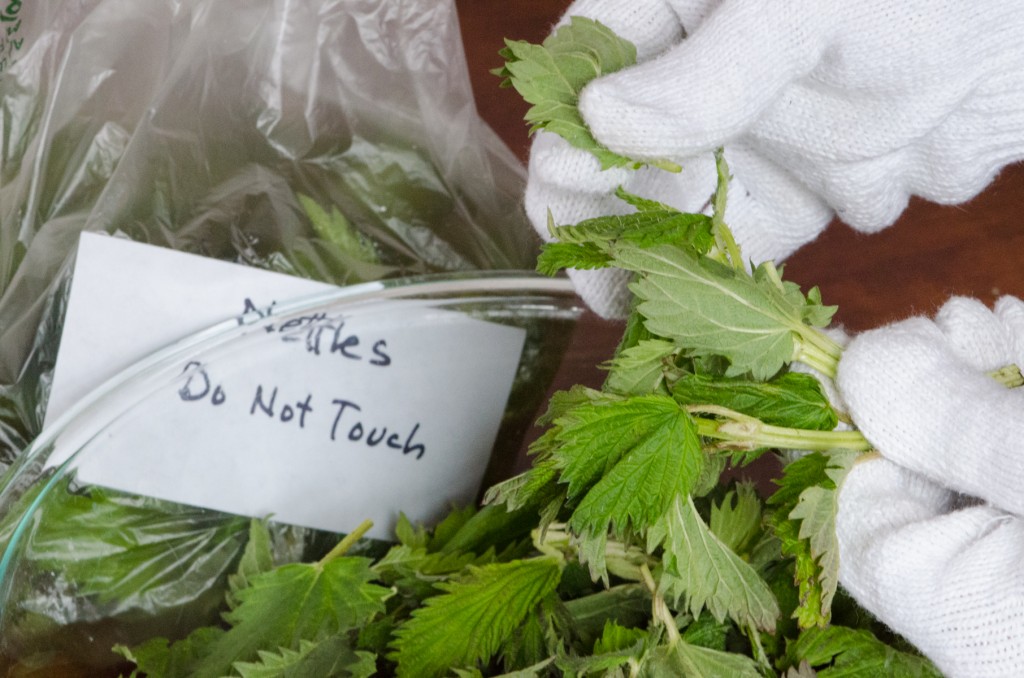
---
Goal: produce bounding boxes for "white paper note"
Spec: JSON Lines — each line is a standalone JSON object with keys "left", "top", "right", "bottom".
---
{"left": 45, "top": 233, "right": 527, "bottom": 538}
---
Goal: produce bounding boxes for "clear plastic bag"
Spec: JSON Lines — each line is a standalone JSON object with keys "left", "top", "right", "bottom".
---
{"left": 0, "top": 0, "right": 538, "bottom": 465}
{"left": 0, "top": 0, "right": 553, "bottom": 670}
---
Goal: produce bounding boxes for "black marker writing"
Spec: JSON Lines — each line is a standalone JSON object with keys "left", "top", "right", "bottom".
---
{"left": 250, "top": 384, "right": 314, "bottom": 428}
{"left": 330, "top": 398, "right": 425, "bottom": 459}
{"left": 178, "top": 361, "right": 226, "bottom": 405}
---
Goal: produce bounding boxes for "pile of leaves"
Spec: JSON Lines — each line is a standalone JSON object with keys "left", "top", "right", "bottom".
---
{"left": 108, "top": 17, "right": 953, "bottom": 677}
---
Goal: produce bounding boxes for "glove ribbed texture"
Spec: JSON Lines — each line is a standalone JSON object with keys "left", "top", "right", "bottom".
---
{"left": 525, "top": 0, "right": 1024, "bottom": 318}
{"left": 836, "top": 296, "right": 1024, "bottom": 677}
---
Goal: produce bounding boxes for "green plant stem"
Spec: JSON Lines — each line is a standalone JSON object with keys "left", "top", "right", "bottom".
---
{"left": 793, "top": 327, "right": 844, "bottom": 380}
{"left": 538, "top": 524, "right": 651, "bottom": 582}
{"left": 319, "top": 519, "right": 374, "bottom": 566}
{"left": 711, "top": 149, "right": 745, "bottom": 272}
{"left": 641, "top": 563, "right": 681, "bottom": 646}
{"left": 688, "top": 407, "right": 871, "bottom": 452}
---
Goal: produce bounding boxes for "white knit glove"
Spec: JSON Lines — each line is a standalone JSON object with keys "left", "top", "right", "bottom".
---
{"left": 525, "top": 0, "right": 1024, "bottom": 317}
{"left": 835, "top": 296, "right": 1024, "bottom": 678}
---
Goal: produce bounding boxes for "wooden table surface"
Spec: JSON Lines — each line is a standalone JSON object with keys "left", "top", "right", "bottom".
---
{"left": 456, "top": 1, "right": 1024, "bottom": 395}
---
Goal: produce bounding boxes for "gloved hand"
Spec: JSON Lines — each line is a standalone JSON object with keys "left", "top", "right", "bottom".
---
{"left": 525, "top": 0, "right": 1024, "bottom": 317}
{"left": 835, "top": 296, "right": 1024, "bottom": 677}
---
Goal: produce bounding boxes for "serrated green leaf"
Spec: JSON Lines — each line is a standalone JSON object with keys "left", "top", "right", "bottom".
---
{"left": 537, "top": 241, "right": 612, "bottom": 275}
{"left": 500, "top": 597, "right": 568, "bottom": 673}
{"left": 557, "top": 622, "right": 643, "bottom": 675}
{"left": 559, "top": 621, "right": 648, "bottom": 676}
{"left": 563, "top": 584, "right": 651, "bottom": 648}
{"left": 556, "top": 395, "right": 705, "bottom": 539}
{"left": 540, "top": 385, "right": 616, "bottom": 426}
{"left": 651, "top": 496, "right": 779, "bottom": 632}
{"left": 188, "top": 557, "right": 390, "bottom": 678}
{"left": 231, "top": 637, "right": 373, "bottom": 678}
{"left": 552, "top": 394, "right": 672, "bottom": 495}
{"left": 767, "top": 451, "right": 864, "bottom": 627}
{"left": 437, "top": 502, "right": 544, "bottom": 559}
{"left": 498, "top": 17, "right": 646, "bottom": 170}
{"left": 803, "top": 285, "right": 836, "bottom": 328}
{"left": 227, "top": 518, "right": 275, "bottom": 611}
{"left": 641, "top": 638, "right": 763, "bottom": 677}
{"left": 394, "top": 513, "right": 430, "bottom": 549}
{"left": 298, "top": 194, "right": 378, "bottom": 264}
{"left": 115, "top": 627, "right": 225, "bottom": 678}
{"left": 604, "top": 339, "right": 677, "bottom": 396}
{"left": 575, "top": 527, "right": 610, "bottom": 583}
{"left": 788, "top": 451, "right": 859, "bottom": 623}
{"left": 481, "top": 461, "right": 559, "bottom": 513}
{"left": 550, "top": 189, "right": 714, "bottom": 254}
{"left": 391, "top": 557, "right": 562, "bottom": 678}
{"left": 769, "top": 453, "right": 834, "bottom": 510}
{"left": 791, "top": 626, "right": 941, "bottom": 677}
{"left": 373, "top": 544, "right": 490, "bottom": 599}
{"left": 681, "top": 613, "right": 731, "bottom": 651}
{"left": 594, "top": 620, "right": 647, "bottom": 655}
{"left": 672, "top": 371, "right": 838, "bottom": 431}
{"left": 709, "top": 483, "right": 763, "bottom": 556}
{"left": 19, "top": 483, "right": 249, "bottom": 618}
{"left": 615, "top": 243, "right": 830, "bottom": 379}
{"left": 428, "top": 504, "right": 478, "bottom": 551}
{"left": 772, "top": 515, "right": 827, "bottom": 629}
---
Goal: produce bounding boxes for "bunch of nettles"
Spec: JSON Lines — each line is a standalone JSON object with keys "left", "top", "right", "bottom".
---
{"left": 101, "top": 17, "right": 966, "bottom": 678}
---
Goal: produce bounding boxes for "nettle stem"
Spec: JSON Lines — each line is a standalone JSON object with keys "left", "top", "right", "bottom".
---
{"left": 711, "top": 149, "right": 746, "bottom": 273}
{"left": 688, "top": 405, "right": 871, "bottom": 453}
{"left": 538, "top": 524, "right": 651, "bottom": 582}
{"left": 319, "top": 519, "right": 374, "bottom": 565}
{"left": 641, "top": 563, "right": 681, "bottom": 645}
{"left": 687, "top": 360, "right": 1020, "bottom": 455}
{"left": 794, "top": 328, "right": 844, "bottom": 380}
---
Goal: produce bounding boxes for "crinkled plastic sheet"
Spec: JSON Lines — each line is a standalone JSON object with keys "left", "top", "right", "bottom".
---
{"left": 0, "top": 0, "right": 545, "bottom": 668}
{"left": 0, "top": 0, "right": 538, "bottom": 465}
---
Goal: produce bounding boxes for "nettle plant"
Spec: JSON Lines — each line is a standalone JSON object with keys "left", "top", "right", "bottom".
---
{"left": 111, "top": 17, "right": 1017, "bottom": 677}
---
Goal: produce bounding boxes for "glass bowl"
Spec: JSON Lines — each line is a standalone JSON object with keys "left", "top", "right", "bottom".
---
{"left": 0, "top": 272, "right": 582, "bottom": 672}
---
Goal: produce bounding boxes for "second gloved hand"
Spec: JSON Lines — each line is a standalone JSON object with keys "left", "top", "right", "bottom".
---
{"left": 835, "top": 296, "right": 1024, "bottom": 677}
{"left": 526, "top": 0, "right": 1024, "bottom": 317}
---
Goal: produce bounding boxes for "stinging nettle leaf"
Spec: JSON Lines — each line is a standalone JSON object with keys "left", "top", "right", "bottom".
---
{"left": 298, "top": 194, "right": 378, "bottom": 265}
{"left": 536, "top": 241, "right": 611, "bottom": 275}
{"left": 550, "top": 188, "right": 715, "bottom": 254}
{"left": 791, "top": 625, "right": 942, "bottom": 677}
{"left": 615, "top": 242, "right": 822, "bottom": 380}
{"left": 15, "top": 483, "right": 249, "bottom": 620}
{"left": 788, "top": 450, "right": 859, "bottom": 624}
{"left": 555, "top": 395, "right": 706, "bottom": 539}
{"left": 227, "top": 518, "right": 275, "bottom": 612}
{"left": 390, "top": 557, "right": 562, "bottom": 678}
{"left": 604, "top": 338, "right": 678, "bottom": 396}
{"left": 643, "top": 638, "right": 763, "bottom": 677}
{"left": 116, "top": 627, "right": 225, "bottom": 678}
{"left": 188, "top": 557, "right": 390, "bottom": 678}
{"left": 651, "top": 496, "right": 780, "bottom": 632}
{"left": 498, "top": 18, "right": 677, "bottom": 171}
{"left": 672, "top": 370, "right": 838, "bottom": 431}
{"left": 557, "top": 619, "right": 647, "bottom": 675}
{"left": 709, "top": 483, "right": 763, "bottom": 557}
{"left": 767, "top": 453, "right": 834, "bottom": 628}
{"left": 231, "top": 636, "right": 374, "bottom": 678}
